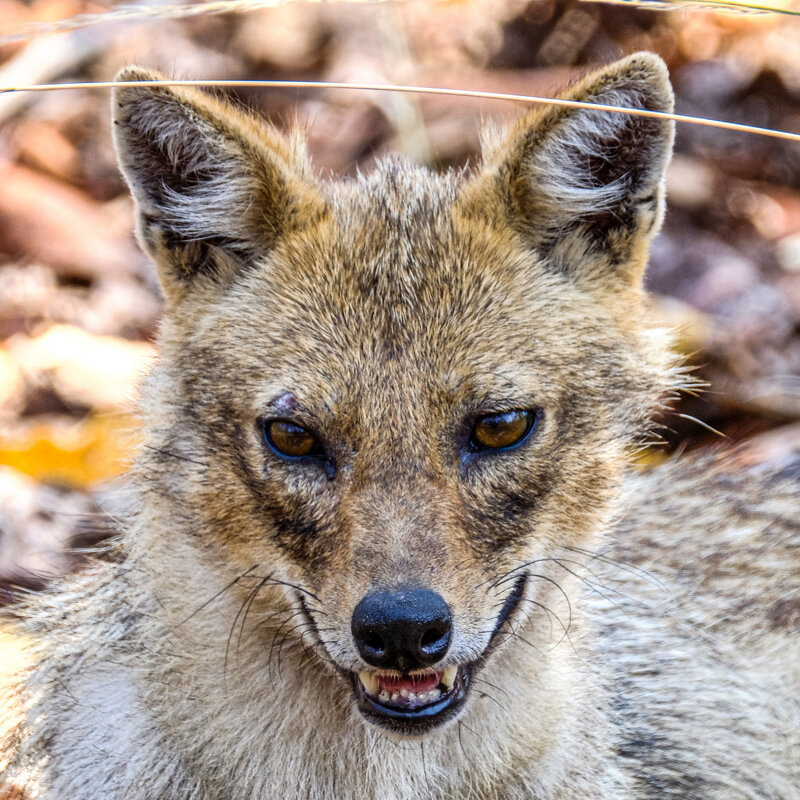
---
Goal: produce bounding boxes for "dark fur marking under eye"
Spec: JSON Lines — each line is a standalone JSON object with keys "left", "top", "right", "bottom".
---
{"left": 460, "top": 473, "right": 553, "bottom": 553}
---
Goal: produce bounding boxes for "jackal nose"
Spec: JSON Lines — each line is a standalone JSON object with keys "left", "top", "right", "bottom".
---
{"left": 351, "top": 588, "right": 452, "bottom": 672}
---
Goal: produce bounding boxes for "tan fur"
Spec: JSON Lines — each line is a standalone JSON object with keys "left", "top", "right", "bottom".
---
{"left": 1, "top": 53, "right": 798, "bottom": 799}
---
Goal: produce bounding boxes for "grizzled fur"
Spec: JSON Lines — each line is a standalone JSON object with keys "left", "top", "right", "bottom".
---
{"left": 1, "top": 53, "right": 798, "bottom": 799}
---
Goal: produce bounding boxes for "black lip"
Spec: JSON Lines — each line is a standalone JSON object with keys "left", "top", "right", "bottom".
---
{"left": 487, "top": 573, "right": 527, "bottom": 648}
{"left": 351, "top": 666, "right": 470, "bottom": 734}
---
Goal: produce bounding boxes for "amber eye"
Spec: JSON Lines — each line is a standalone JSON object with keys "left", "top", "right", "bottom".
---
{"left": 470, "top": 409, "right": 538, "bottom": 451}
{"left": 262, "top": 419, "right": 322, "bottom": 459}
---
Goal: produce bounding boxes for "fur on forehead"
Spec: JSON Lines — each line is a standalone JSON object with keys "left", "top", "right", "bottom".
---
{"left": 330, "top": 158, "right": 462, "bottom": 223}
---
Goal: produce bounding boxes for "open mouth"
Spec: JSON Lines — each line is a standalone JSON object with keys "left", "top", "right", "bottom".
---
{"left": 346, "top": 573, "right": 527, "bottom": 734}
{"left": 299, "top": 573, "right": 527, "bottom": 735}
{"left": 351, "top": 664, "right": 469, "bottom": 732}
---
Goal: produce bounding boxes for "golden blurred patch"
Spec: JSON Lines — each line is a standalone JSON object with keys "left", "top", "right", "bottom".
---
{"left": 0, "top": 413, "right": 139, "bottom": 488}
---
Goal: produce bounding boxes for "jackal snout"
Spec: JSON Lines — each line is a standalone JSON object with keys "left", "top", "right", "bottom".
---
{"left": 351, "top": 588, "right": 453, "bottom": 673}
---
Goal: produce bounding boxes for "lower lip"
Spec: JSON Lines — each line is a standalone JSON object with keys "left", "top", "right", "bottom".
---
{"left": 352, "top": 667, "right": 470, "bottom": 730}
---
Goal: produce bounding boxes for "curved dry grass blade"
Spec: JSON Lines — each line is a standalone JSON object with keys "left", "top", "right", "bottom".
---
{"left": 1, "top": 79, "right": 799, "bottom": 143}
{"left": 581, "top": 0, "right": 800, "bottom": 16}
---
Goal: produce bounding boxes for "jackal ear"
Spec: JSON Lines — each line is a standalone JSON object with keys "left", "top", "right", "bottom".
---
{"left": 479, "top": 52, "right": 674, "bottom": 288}
{"left": 112, "top": 67, "right": 325, "bottom": 302}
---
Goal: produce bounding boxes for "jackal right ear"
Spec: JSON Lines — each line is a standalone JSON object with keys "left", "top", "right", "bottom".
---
{"left": 112, "top": 68, "right": 325, "bottom": 303}
{"left": 471, "top": 52, "right": 674, "bottom": 290}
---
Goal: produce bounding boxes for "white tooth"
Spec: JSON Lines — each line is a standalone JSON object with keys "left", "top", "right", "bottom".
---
{"left": 400, "top": 689, "right": 409, "bottom": 698}
{"left": 379, "top": 690, "right": 390, "bottom": 702}
{"left": 429, "top": 688, "right": 441, "bottom": 700}
{"left": 442, "top": 665, "right": 458, "bottom": 690}
{"left": 408, "top": 692, "right": 417, "bottom": 701}
{"left": 359, "top": 671, "right": 380, "bottom": 696}
{"left": 391, "top": 692, "right": 399, "bottom": 702}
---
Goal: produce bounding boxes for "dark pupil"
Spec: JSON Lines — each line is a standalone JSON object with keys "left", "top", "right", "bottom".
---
{"left": 268, "top": 421, "right": 317, "bottom": 457}
{"left": 473, "top": 410, "right": 530, "bottom": 450}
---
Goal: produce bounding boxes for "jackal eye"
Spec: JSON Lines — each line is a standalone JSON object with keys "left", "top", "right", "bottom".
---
{"left": 470, "top": 409, "right": 539, "bottom": 451}
{"left": 261, "top": 419, "right": 323, "bottom": 459}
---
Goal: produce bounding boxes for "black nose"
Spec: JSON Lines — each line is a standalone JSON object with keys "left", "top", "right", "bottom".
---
{"left": 351, "top": 588, "right": 452, "bottom": 672}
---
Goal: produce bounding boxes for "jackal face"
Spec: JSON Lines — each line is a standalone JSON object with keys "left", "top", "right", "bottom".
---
{"left": 114, "top": 54, "right": 676, "bottom": 735}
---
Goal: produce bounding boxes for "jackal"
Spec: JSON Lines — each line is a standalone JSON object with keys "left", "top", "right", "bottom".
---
{"left": 1, "top": 52, "right": 798, "bottom": 799}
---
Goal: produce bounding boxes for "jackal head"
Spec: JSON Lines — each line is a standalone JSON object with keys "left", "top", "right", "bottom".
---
{"left": 114, "top": 54, "right": 676, "bottom": 736}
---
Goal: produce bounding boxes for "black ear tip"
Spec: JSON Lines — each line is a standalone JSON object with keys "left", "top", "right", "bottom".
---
{"left": 621, "top": 51, "right": 669, "bottom": 76}
{"left": 113, "top": 67, "right": 167, "bottom": 107}
{"left": 112, "top": 67, "right": 174, "bottom": 125}
{"left": 613, "top": 51, "right": 674, "bottom": 112}
{"left": 115, "top": 66, "right": 162, "bottom": 84}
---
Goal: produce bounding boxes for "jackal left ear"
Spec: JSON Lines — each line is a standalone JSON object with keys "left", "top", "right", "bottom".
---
{"left": 477, "top": 52, "right": 674, "bottom": 288}
{"left": 113, "top": 68, "right": 325, "bottom": 303}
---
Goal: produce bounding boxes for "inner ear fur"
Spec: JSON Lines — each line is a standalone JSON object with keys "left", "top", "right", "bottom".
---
{"left": 474, "top": 52, "right": 675, "bottom": 289}
{"left": 112, "top": 67, "right": 326, "bottom": 302}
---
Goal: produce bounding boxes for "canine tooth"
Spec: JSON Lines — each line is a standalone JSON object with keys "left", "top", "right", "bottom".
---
{"left": 441, "top": 665, "right": 458, "bottom": 690}
{"left": 391, "top": 692, "right": 399, "bottom": 702}
{"left": 359, "top": 671, "right": 380, "bottom": 696}
{"left": 379, "top": 690, "right": 390, "bottom": 703}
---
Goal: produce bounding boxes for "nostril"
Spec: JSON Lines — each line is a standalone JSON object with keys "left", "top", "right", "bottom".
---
{"left": 420, "top": 628, "right": 444, "bottom": 649}
{"left": 419, "top": 621, "right": 451, "bottom": 659}
{"left": 352, "top": 593, "right": 394, "bottom": 668}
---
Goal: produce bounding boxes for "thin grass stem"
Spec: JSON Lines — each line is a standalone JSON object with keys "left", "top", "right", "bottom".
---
{"left": 1, "top": 79, "right": 798, "bottom": 143}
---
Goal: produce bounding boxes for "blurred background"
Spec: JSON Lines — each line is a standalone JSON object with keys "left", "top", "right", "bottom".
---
{"left": 0, "top": 0, "right": 799, "bottom": 599}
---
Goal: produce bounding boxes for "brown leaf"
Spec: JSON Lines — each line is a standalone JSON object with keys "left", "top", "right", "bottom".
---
{"left": 9, "top": 324, "right": 155, "bottom": 412}
{"left": 0, "top": 164, "right": 140, "bottom": 281}
{"left": 11, "top": 119, "right": 82, "bottom": 184}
